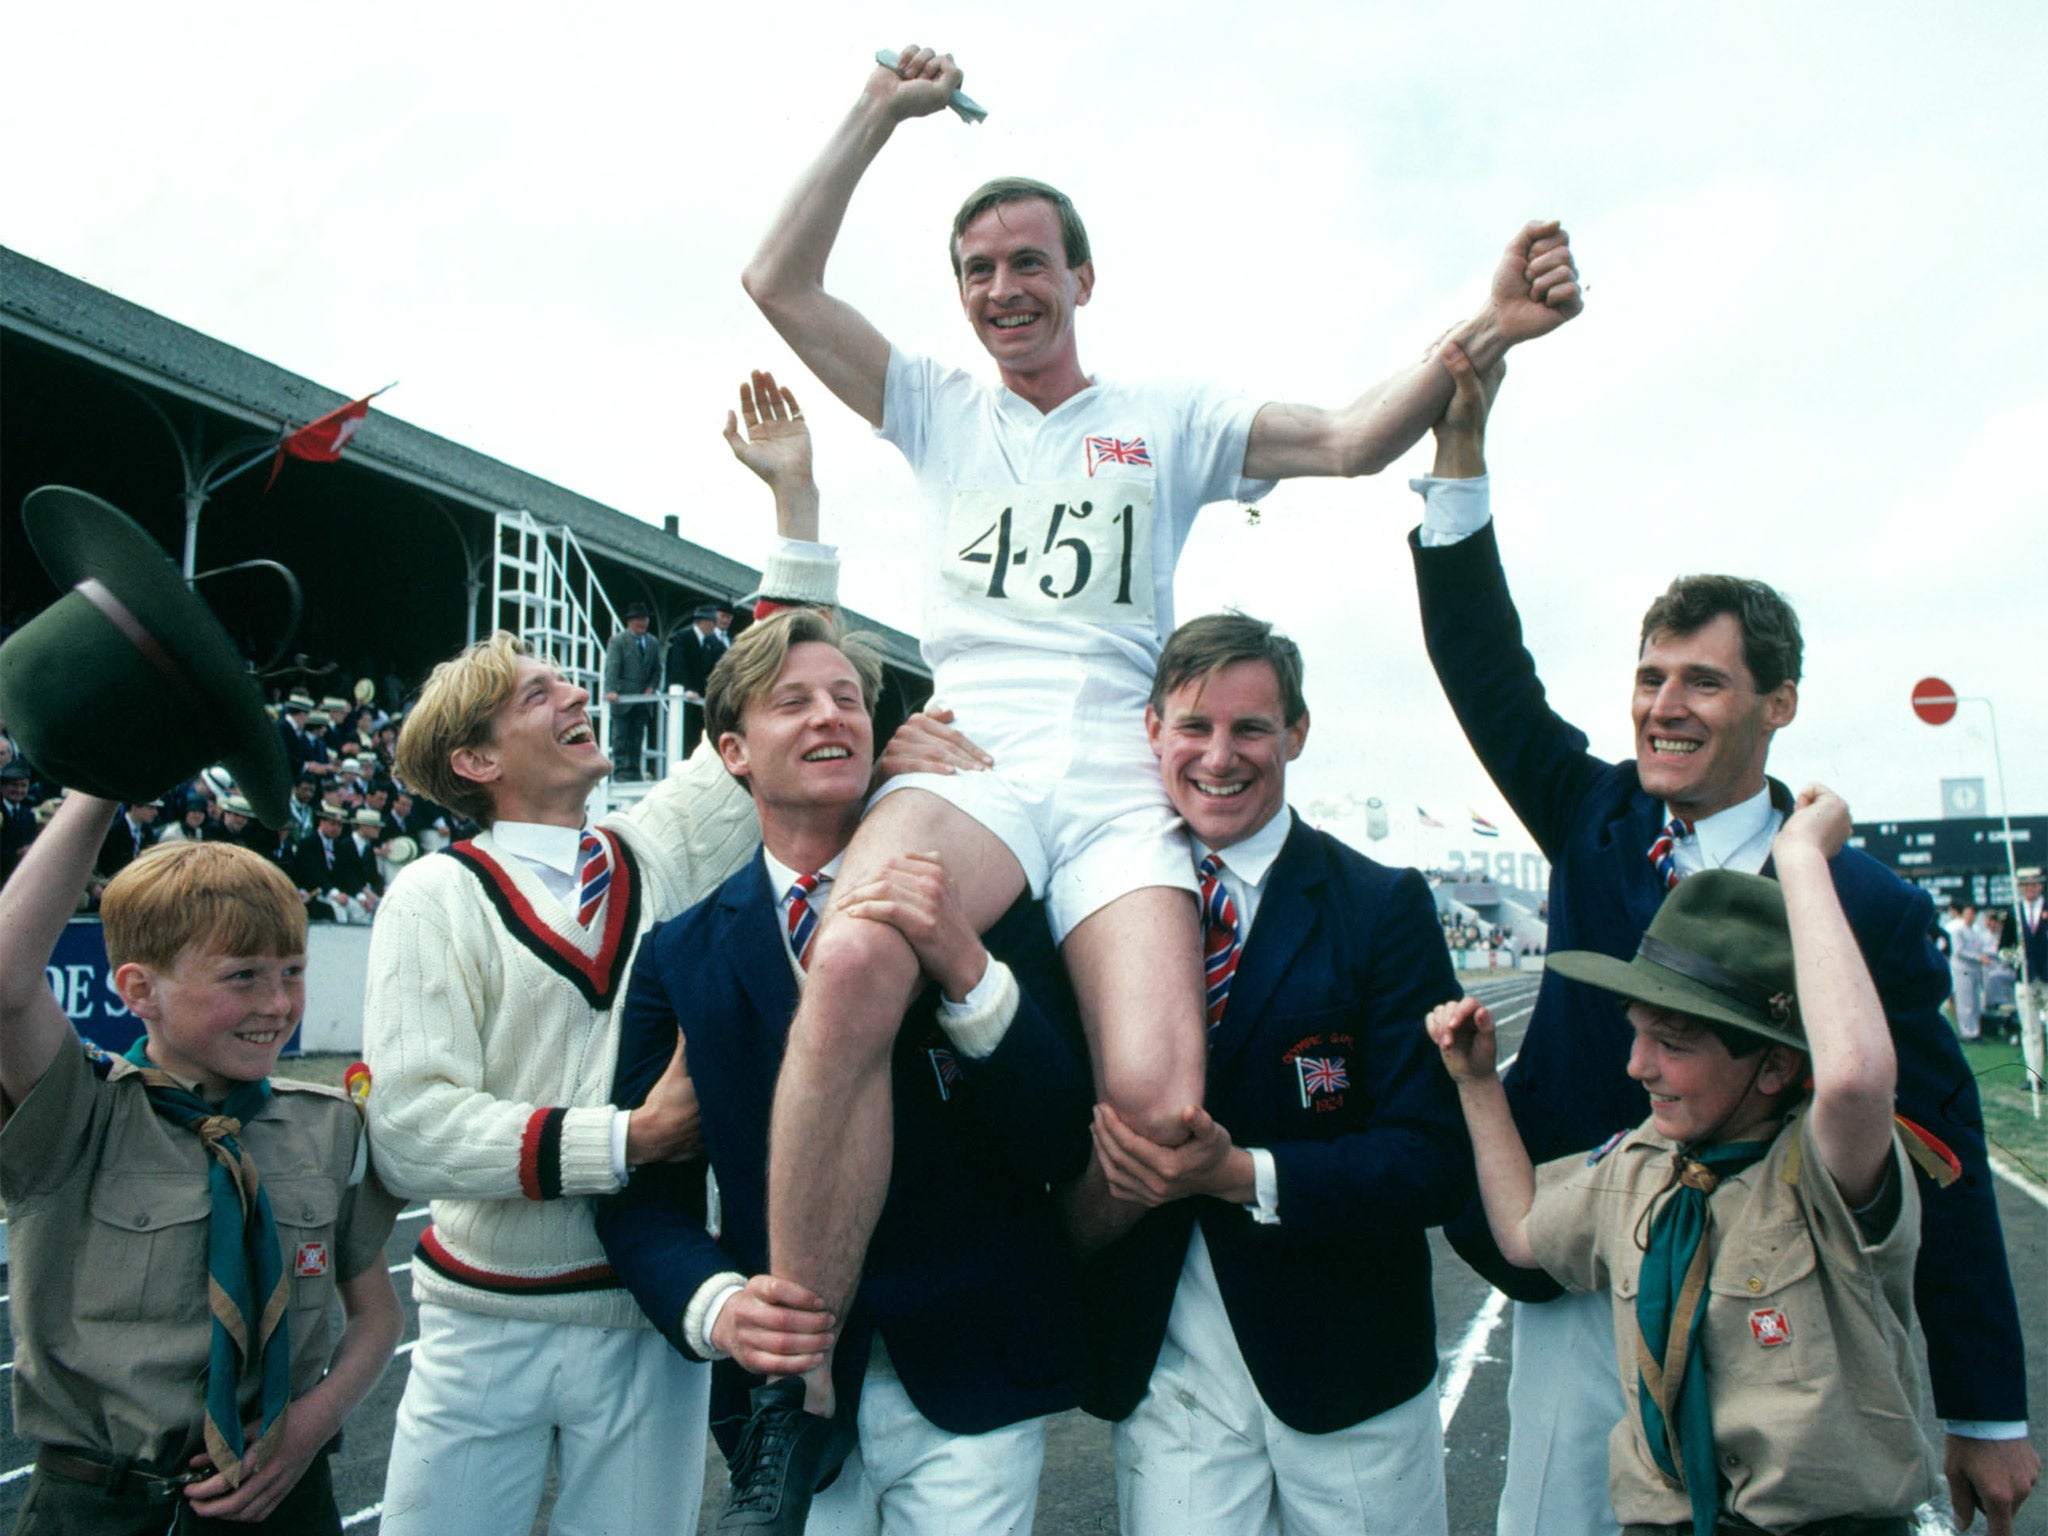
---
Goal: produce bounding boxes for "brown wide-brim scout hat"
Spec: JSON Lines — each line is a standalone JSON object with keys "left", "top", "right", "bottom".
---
{"left": 0, "top": 488, "right": 294, "bottom": 830}
{"left": 1546, "top": 869, "right": 1805, "bottom": 1051}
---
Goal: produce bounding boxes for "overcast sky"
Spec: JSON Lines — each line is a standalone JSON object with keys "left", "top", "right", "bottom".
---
{"left": 5, "top": 3, "right": 2044, "bottom": 872}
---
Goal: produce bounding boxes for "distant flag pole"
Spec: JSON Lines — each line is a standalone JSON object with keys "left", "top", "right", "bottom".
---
{"left": 264, "top": 383, "right": 396, "bottom": 492}
{"left": 1470, "top": 811, "right": 1501, "bottom": 838}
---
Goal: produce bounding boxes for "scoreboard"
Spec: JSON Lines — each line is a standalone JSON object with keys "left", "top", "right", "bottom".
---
{"left": 1848, "top": 815, "right": 2046, "bottom": 909}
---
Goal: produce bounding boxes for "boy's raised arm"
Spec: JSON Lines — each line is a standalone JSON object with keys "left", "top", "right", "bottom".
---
{"left": 1773, "top": 785, "right": 1898, "bottom": 1207}
{"left": 0, "top": 793, "right": 116, "bottom": 1110}
{"left": 741, "top": 45, "right": 966, "bottom": 428}
{"left": 1428, "top": 995, "right": 1539, "bottom": 1268}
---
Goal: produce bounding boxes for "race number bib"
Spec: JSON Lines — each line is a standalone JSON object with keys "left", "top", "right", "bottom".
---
{"left": 943, "top": 483, "right": 1155, "bottom": 626}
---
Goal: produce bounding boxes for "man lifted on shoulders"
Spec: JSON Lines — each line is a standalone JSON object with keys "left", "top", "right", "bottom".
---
{"left": 735, "top": 40, "right": 1583, "bottom": 1511}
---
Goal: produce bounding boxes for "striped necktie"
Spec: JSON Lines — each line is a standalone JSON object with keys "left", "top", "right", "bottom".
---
{"left": 787, "top": 872, "right": 824, "bottom": 970}
{"left": 1198, "top": 854, "right": 1242, "bottom": 1034}
{"left": 1648, "top": 815, "right": 1691, "bottom": 890}
{"left": 120, "top": 1040, "right": 290, "bottom": 1489}
{"left": 577, "top": 832, "right": 611, "bottom": 929}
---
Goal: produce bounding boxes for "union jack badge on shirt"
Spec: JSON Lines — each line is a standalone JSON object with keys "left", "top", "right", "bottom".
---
{"left": 1296, "top": 1055, "right": 1349, "bottom": 1106}
{"left": 1085, "top": 435, "right": 1152, "bottom": 477}
{"left": 928, "top": 1047, "right": 962, "bottom": 1101}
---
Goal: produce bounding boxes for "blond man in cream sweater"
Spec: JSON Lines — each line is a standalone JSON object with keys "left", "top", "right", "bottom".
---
{"left": 363, "top": 375, "right": 966, "bottom": 1536}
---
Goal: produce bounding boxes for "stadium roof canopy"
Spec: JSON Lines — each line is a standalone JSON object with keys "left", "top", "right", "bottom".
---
{"left": 0, "top": 244, "right": 929, "bottom": 710}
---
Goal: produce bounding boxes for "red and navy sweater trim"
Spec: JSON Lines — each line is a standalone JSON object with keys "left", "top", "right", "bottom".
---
{"left": 413, "top": 1225, "right": 620, "bottom": 1294}
{"left": 446, "top": 830, "right": 643, "bottom": 1009}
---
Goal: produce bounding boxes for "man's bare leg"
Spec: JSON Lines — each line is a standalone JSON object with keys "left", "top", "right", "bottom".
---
{"left": 767, "top": 787, "right": 1026, "bottom": 1414}
{"left": 1059, "top": 886, "right": 1208, "bottom": 1245}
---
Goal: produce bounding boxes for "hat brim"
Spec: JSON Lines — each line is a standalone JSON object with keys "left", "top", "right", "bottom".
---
{"left": 1546, "top": 949, "right": 1806, "bottom": 1051}
{"left": 20, "top": 488, "right": 293, "bottom": 829}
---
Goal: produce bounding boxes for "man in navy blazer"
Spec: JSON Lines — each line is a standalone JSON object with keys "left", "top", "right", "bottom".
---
{"left": 1407, "top": 346, "right": 2036, "bottom": 1536}
{"left": 595, "top": 608, "right": 1095, "bottom": 1536}
{"left": 1082, "top": 613, "right": 1470, "bottom": 1536}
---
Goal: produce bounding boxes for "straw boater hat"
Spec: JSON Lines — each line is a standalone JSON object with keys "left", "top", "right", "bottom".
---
{"left": 286, "top": 691, "right": 317, "bottom": 713}
{"left": 353, "top": 808, "right": 385, "bottom": 832}
{"left": 380, "top": 835, "right": 419, "bottom": 868}
{"left": 0, "top": 488, "right": 293, "bottom": 828}
{"left": 317, "top": 801, "right": 350, "bottom": 823}
{"left": 1546, "top": 870, "right": 1805, "bottom": 1051}
{"left": 220, "top": 792, "right": 255, "bottom": 818}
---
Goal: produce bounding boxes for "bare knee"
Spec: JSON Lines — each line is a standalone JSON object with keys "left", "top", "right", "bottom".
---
{"left": 793, "top": 916, "right": 919, "bottom": 1054}
{"left": 1098, "top": 1053, "right": 1204, "bottom": 1146}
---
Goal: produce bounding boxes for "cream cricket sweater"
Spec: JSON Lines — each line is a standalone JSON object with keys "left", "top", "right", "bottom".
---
{"left": 364, "top": 743, "right": 760, "bottom": 1326}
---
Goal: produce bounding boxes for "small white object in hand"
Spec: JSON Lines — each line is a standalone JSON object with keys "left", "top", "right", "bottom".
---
{"left": 874, "top": 48, "right": 988, "bottom": 124}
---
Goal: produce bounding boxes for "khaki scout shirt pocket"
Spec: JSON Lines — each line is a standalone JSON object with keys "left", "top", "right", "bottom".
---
{"left": 1705, "top": 1220, "right": 1832, "bottom": 1384}
{"left": 269, "top": 1177, "right": 343, "bottom": 1321}
{"left": 81, "top": 1172, "right": 212, "bottom": 1323}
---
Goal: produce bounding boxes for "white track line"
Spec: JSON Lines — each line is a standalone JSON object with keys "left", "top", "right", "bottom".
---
{"left": 1438, "top": 1288, "right": 1509, "bottom": 1432}
{"left": 1439, "top": 1048, "right": 1522, "bottom": 1436}
{"left": 1989, "top": 1152, "right": 2048, "bottom": 1212}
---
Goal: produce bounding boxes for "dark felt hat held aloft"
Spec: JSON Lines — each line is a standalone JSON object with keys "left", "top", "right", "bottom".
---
{"left": 0, "top": 488, "right": 294, "bottom": 829}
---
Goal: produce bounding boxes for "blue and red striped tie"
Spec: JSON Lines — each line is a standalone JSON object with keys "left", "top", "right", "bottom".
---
{"left": 576, "top": 832, "right": 611, "bottom": 929}
{"left": 1199, "top": 854, "right": 1242, "bottom": 1034}
{"left": 1648, "top": 816, "right": 1691, "bottom": 890}
{"left": 787, "top": 873, "right": 822, "bottom": 971}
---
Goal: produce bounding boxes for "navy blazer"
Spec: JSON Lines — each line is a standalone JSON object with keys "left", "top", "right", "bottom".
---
{"left": 1412, "top": 520, "right": 2027, "bottom": 1423}
{"left": 1085, "top": 815, "right": 1471, "bottom": 1435}
{"left": 596, "top": 855, "right": 1095, "bottom": 1448}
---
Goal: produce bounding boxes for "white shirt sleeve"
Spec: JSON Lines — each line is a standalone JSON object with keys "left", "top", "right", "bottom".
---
{"left": 685, "top": 1273, "right": 749, "bottom": 1359}
{"left": 1245, "top": 1146, "right": 1280, "bottom": 1224}
{"left": 1409, "top": 473, "right": 1492, "bottom": 547}
{"left": 936, "top": 959, "right": 1019, "bottom": 1060}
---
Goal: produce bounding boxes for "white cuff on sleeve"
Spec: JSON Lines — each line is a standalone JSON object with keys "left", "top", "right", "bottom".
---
{"left": 611, "top": 1108, "right": 630, "bottom": 1184}
{"left": 1245, "top": 1147, "right": 1280, "bottom": 1225}
{"left": 685, "top": 1273, "right": 749, "bottom": 1359}
{"left": 759, "top": 540, "right": 840, "bottom": 607}
{"left": 1945, "top": 1420, "right": 2031, "bottom": 1441}
{"left": 1409, "top": 473, "right": 1492, "bottom": 547}
{"left": 937, "top": 959, "right": 1018, "bottom": 1060}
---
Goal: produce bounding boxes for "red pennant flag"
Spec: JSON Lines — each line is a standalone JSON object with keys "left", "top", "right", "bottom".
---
{"left": 266, "top": 386, "right": 391, "bottom": 491}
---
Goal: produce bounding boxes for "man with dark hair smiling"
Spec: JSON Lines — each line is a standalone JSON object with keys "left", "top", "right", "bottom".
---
{"left": 1407, "top": 345, "right": 2036, "bottom": 1536}
{"left": 1082, "top": 612, "right": 1470, "bottom": 1536}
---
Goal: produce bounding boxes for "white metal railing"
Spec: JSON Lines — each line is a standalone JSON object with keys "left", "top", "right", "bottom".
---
{"left": 492, "top": 509, "right": 688, "bottom": 815}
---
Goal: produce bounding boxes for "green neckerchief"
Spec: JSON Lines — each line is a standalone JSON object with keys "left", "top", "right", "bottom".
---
{"left": 1634, "top": 1134, "right": 1776, "bottom": 1536}
{"left": 121, "top": 1039, "right": 290, "bottom": 1487}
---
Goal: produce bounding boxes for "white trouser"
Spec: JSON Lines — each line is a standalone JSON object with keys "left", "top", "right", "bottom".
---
{"left": 1951, "top": 961, "right": 1985, "bottom": 1038}
{"left": 378, "top": 1301, "right": 709, "bottom": 1536}
{"left": 1113, "top": 1344, "right": 1446, "bottom": 1536}
{"left": 807, "top": 1352, "right": 1046, "bottom": 1536}
{"left": 1498, "top": 1292, "right": 1624, "bottom": 1536}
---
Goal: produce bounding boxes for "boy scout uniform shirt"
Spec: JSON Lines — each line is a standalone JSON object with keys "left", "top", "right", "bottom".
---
{"left": 0, "top": 1040, "right": 401, "bottom": 1471}
{"left": 1524, "top": 1111, "right": 1933, "bottom": 1530}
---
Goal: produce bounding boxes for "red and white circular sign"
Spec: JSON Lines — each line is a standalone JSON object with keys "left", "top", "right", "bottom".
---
{"left": 1911, "top": 677, "right": 1958, "bottom": 726}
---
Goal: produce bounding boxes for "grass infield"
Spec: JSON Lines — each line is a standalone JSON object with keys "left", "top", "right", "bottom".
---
{"left": 1961, "top": 1035, "right": 2048, "bottom": 1192}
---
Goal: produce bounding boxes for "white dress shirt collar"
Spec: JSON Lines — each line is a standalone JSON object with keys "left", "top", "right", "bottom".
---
{"left": 490, "top": 820, "right": 586, "bottom": 880}
{"left": 1670, "top": 783, "right": 1780, "bottom": 878}
{"left": 1193, "top": 807, "right": 1293, "bottom": 932}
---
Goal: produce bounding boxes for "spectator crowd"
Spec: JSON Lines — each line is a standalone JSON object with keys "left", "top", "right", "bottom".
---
{"left": 0, "top": 674, "right": 467, "bottom": 925}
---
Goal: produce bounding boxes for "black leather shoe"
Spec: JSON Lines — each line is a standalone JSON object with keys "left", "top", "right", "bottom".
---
{"left": 715, "top": 1377, "right": 856, "bottom": 1532}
